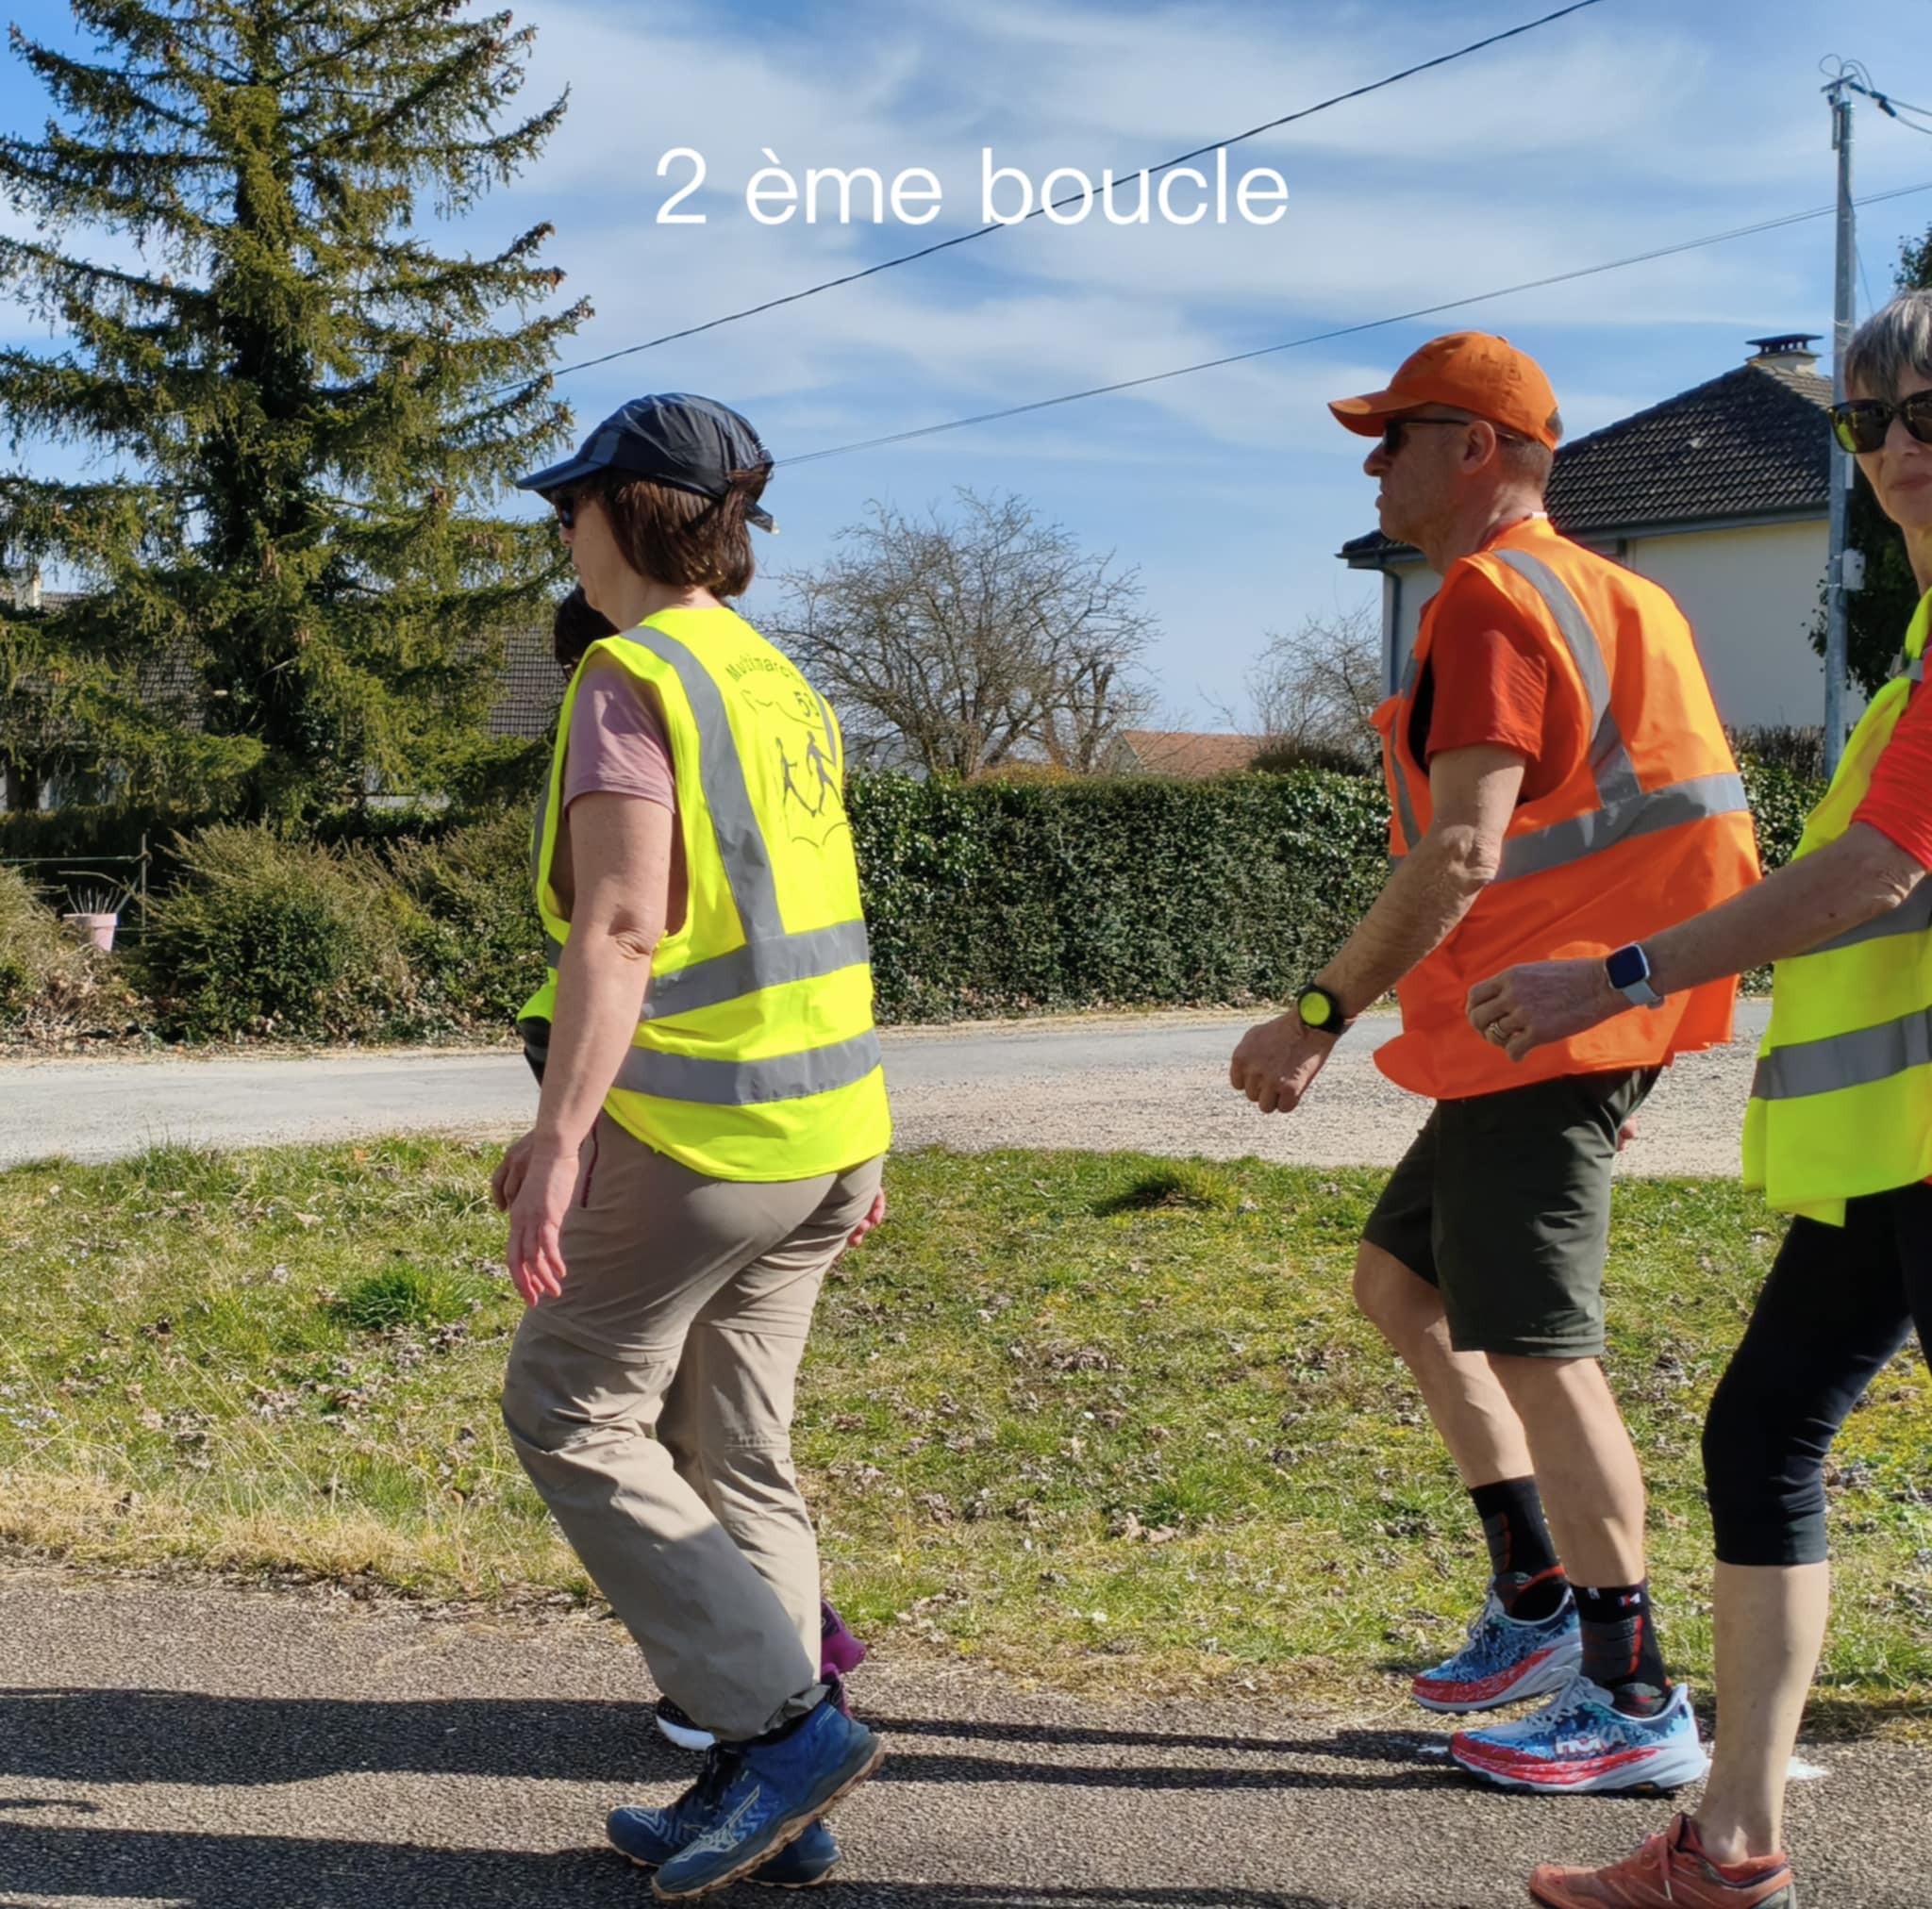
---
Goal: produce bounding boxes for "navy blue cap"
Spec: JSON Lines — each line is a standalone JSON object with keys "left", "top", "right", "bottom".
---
{"left": 517, "top": 392, "right": 775, "bottom": 531}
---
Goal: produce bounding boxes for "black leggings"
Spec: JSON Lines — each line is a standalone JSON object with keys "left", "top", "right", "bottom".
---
{"left": 1702, "top": 1182, "right": 1932, "bottom": 1568}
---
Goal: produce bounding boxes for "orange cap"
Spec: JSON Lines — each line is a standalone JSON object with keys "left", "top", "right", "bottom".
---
{"left": 1329, "top": 332, "right": 1562, "bottom": 450}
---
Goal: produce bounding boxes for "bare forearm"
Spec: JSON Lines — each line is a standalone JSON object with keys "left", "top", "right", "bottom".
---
{"left": 1645, "top": 824, "right": 1924, "bottom": 997}
{"left": 1320, "top": 828, "right": 1493, "bottom": 1013}
{"left": 534, "top": 933, "right": 653, "bottom": 1149}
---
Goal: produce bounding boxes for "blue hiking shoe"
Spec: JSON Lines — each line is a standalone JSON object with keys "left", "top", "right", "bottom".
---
{"left": 608, "top": 1748, "right": 841, "bottom": 1889}
{"left": 650, "top": 1695, "right": 883, "bottom": 1901}
{"left": 1411, "top": 1585, "right": 1581, "bottom": 1713}
{"left": 1450, "top": 1674, "right": 1709, "bottom": 1793}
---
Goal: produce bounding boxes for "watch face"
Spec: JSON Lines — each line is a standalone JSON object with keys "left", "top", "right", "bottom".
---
{"left": 1298, "top": 989, "right": 1333, "bottom": 1027}
{"left": 1605, "top": 946, "right": 1646, "bottom": 989}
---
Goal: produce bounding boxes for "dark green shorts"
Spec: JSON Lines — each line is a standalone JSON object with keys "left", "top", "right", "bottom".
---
{"left": 1361, "top": 1069, "right": 1657, "bottom": 1359}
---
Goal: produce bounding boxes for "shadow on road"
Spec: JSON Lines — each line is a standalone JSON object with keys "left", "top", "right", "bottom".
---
{"left": 0, "top": 1689, "right": 1466, "bottom": 1796}
{"left": 869, "top": 1717, "right": 1441, "bottom": 1762}
{"left": 0, "top": 1823, "right": 1337, "bottom": 1909}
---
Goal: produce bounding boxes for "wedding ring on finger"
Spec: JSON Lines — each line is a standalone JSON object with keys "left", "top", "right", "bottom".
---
{"left": 1485, "top": 1021, "right": 1508, "bottom": 1046}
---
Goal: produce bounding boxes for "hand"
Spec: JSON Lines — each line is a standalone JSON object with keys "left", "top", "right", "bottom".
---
{"left": 1229, "top": 1012, "right": 1336, "bottom": 1115}
{"left": 493, "top": 1128, "right": 584, "bottom": 1306}
{"left": 491, "top": 1131, "right": 538, "bottom": 1214}
{"left": 1617, "top": 1117, "right": 1640, "bottom": 1154}
{"left": 842, "top": 1188, "right": 887, "bottom": 1253}
{"left": 1466, "top": 959, "right": 1624, "bottom": 1062}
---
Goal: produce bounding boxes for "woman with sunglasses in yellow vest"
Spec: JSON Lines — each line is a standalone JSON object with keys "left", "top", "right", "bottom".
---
{"left": 490, "top": 395, "right": 891, "bottom": 1901}
{"left": 1468, "top": 289, "right": 1932, "bottom": 1909}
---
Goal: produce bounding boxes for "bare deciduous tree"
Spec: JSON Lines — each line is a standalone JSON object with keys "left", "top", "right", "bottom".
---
{"left": 1225, "top": 603, "right": 1383, "bottom": 770}
{"left": 768, "top": 490, "right": 1157, "bottom": 778}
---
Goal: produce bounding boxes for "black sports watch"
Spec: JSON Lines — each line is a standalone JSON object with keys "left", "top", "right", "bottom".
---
{"left": 1295, "top": 982, "right": 1352, "bottom": 1035}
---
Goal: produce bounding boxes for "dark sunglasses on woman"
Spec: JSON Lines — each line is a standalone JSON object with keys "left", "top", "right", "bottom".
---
{"left": 1829, "top": 391, "right": 1932, "bottom": 455}
{"left": 551, "top": 490, "right": 580, "bottom": 530}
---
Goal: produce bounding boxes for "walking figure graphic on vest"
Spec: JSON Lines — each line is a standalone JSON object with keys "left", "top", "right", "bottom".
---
{"left": 778, "top": 739, "right": 824, "bottom": 820}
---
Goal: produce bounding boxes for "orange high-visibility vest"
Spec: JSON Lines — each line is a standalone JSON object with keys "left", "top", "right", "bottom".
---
{"left": 1373, "top": 515, "right": 1760, "bottom": 1100}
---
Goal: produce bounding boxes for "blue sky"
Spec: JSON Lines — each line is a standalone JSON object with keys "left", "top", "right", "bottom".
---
{"left": 4, "top": 0, "right": 1932, "bottom": 724}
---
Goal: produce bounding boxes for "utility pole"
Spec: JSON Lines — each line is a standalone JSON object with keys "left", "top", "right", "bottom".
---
{"left": 1824, "top": 75, "right": 1857, "bottom": 779}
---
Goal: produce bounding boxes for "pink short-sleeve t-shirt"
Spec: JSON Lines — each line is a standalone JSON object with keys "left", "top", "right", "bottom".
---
{"left": 550, "top": 660, "right": 688, "bottom": 928}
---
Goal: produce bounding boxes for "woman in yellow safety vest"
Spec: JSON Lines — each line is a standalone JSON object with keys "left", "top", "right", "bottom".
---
{"left": 489, "top": 394, "right": 891, "bottom": 1900}
{"left": 1466, "top": 288, "right": 1932, "bottom": 1909}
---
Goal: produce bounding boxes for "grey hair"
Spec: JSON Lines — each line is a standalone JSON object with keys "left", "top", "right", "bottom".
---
{"left": 1845, "top": 289, "right": 1932, "bottom": 400}
{"left": 1436, "top": 406, "right": 1557, "bottom": 492}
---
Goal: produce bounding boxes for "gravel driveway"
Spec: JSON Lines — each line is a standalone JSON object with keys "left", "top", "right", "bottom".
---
{"left": 0, "top": 1004, "right": 1769, "bottom": 1174}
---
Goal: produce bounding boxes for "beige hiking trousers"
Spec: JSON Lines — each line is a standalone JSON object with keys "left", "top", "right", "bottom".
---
{"left": 501, "top": 1111, "right": 884, "bottom": 1742}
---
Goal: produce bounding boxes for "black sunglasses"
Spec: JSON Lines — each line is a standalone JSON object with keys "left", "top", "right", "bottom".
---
{"left": 550, "top": 488, "right": 587, "bottom": 529}
{"left": 1380, "top": 416, "right": 1475, "bottom": 456}
{"left": 1830, "top": 393, "right": 1932, "bottom": 456}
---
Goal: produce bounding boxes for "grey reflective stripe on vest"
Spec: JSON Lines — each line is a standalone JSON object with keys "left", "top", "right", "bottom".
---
{"left": 1490, "top": 549, "right": 1642, "bottom": 807}
{"left": 1807, "top": 878, "right": 1932, "bottom": 955}
{"left": 1492, "top": 772, "right": 1748, "bottom": 883}
{"left": 1752, "top": 1004, "right": 1932, "bottom": 1102}
{"left": 614, "top": 1026, "right": 884, "bottom": 1104}
{"left": 531, "top": 773, "right": 551, "bottom": 884}
{"left": 1892, "top": 650, "right": 1925, "bottom": 684}
{"left": 614, "top": 626, "right": 785, "bottom": 943}
{"left": 544, "top": 918, "right": 873, "bottom": 1021}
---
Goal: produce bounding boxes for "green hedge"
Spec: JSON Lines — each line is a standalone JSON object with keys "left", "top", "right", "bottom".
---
{"left": 12, "top": 763, "right": 1827, "bottom": 1041}
{"left": 850, "top": 772, "right": 1391, "bottom": 1021}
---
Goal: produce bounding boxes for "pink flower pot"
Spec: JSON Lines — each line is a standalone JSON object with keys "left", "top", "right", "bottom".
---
{"left": 63, "top": 911, "right": 117, "bottom": 953}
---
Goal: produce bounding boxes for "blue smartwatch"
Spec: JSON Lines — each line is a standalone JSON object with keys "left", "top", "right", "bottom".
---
{"left": 1605, "top": 942, "right": 1664, "bottom": 1009}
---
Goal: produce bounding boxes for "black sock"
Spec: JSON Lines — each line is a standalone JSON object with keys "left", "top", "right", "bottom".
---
{"left": 1470, "top": 1477, "right": 1567, "bottom": 1620}
{"left": 1575, "top": 1579, "right": 1672, "bottom": 1715}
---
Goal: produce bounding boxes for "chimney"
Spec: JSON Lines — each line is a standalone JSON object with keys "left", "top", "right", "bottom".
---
{"left": 1746, "top": 333, "right": 1822, "bottom": 372}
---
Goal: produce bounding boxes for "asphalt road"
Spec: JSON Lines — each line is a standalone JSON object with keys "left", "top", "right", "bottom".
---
{"left": 0, "top": 1004, "right": 1771, "bottom": 1173}
{"left": 0, "top": 1565, "right": 1921, "bottom": 1909}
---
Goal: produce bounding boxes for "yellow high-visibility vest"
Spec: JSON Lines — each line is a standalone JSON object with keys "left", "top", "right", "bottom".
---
{"left": 520, "top": 605, "right": 891, "bottom": 1182}
{"left": 1743, "top": 589, "right": 1932, "bottom": 1223}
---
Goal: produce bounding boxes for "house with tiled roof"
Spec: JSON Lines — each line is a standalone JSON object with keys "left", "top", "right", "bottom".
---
{"left": 1340, "top": 335, "right": 1839, "bottom": 729}
{"left": 1106, "top": 728, "right": 1268, "bottom": 777}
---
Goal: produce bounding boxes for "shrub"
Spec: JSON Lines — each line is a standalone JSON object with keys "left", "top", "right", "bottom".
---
{"left": 390, "top": 809, "right": 545, "bottom": 1034}
{"left": 1738, "top": 758, "right": 1817, "bottom": 873}
{"left": 142, "top": 826, "right": 416, "bottom": 1039}
{"left": 1728, "top": 725, "right": 1825, "bottom": 783}
{"left": 0, "top": 865, "right": 85, "bottom": 1027}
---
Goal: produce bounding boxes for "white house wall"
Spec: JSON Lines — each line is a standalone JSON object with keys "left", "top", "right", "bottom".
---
{"left": 1375, "top": 518, "right": 1839, "bottom": 732}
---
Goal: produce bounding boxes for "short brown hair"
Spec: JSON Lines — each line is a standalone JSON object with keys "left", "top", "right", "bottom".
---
{"left": 577, "top": 466, "right": 770, "bottom": 598}
{"left": 553, "top": 585, "right": 616, "bottom": 673}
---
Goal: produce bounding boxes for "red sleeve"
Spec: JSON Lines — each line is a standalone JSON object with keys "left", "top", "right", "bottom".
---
{"left": 1852, "top": 681, "right": 1932, "bottom": 869}
{"left": 1423, "top": 567, "right": 1573, "bottom": 799}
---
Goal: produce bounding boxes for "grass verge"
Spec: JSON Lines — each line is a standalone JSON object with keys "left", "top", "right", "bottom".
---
{"left": 1, "top": 1139, "right": 1926, "bottom": 1731}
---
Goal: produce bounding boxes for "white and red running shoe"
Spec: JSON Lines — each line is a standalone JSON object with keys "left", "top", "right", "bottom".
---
{"left": 1451, "top": 1674, "right": 1709, "bottom": 1794}
{"left": 1411, "top": 1587, "right": 1582, "bottom": 1714}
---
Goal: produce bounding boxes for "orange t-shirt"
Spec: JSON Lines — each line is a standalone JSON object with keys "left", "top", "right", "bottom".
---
{"left": 1412, "top": 565, "right": 1589, "bottom": 804}
{"left": 1853, "top": 677, "right": 1932, "bottom": 869}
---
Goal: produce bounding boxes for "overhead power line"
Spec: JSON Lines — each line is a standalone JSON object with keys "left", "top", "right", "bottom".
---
{"left": 781, "top": 178, "right": 1932, "bottom": 468}
{"left": 528, "top": 0, "right": 1607, "bottom": 390}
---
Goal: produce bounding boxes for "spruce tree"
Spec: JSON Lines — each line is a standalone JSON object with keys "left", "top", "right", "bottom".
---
{"left": 0, "top": 1, "right": 586, "bottom": 817}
